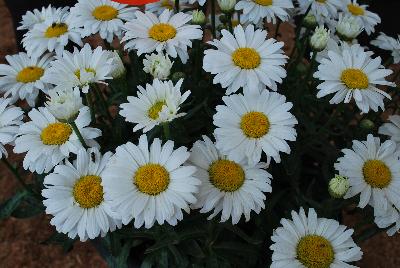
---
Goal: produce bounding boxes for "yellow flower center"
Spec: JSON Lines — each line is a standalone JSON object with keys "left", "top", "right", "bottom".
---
{"left": 363, "top": 160, "right": 392, "bottom": 188}
{"left": 347, "top": 4, "right": 364, "bottom": 16}
{"left": 134, "top": 164, "right": 170, "bottom": 195}
{"left": 148, "top": 23, "right": 177, "bottom": 42}
{"left": 316, "top": 0, "right": 327, "bottom": 4}
{"left": 148, "top": 100, "right": 166, "bottom": 120}
{"left": 92, "top": 5, "right": 119, "bottom": 21}
{"left": 16, "top": 66, "right": 44, "bottom": 83}
{"left": 340, "top": 68, "right": 369, "bottom": 89}
{"left": 208, "top": 159, "right": 245, "bottom": 192}
{"left": 232, "top": 48, "right": 261, "bottom": 69}
{"left": 74, "top": 68, "right": 96, "bottom": 80}
{"left": 240, "top": 111, "right": 270, "bottom": 138}
{"left": 44, "top": 23, "right": 68, "bottom": 38}
{"left": 160, "top": 0, "right": 174, "bottom": 9}
{"left": 296, "top": 235, "right": 334, "bottom": 268}
{"left": 40, "top": 122, "right": 72, "bottom": 145}
{"left": 73, "top": 175, "right": 104, "bottom": 208}
{"left": 254, "top": 0, "right": 273, "bottom": 6}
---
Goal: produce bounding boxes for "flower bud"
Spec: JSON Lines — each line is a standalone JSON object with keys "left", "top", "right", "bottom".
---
{"left": 304, "top": 14, "right": 317, "bottom": 29}
{"left": 336, "top": 14, "right": 363, "bottom": 42}
{"left": 110, "top": 50, "right": 126, "bottom": 79}
{"left": 218, "top": 0, "right": 236, "bottom": 14}
{"left": 45, "top": 88, "right": 83, "bottom": 122}
{"left": 328, "top": 175, "right": 350, "bottom": 198}
{"left": 192, "top": 10, "right": 206, "bottom": 25}
{"left": 143, "top": 52, "right": 173, "bottom": 80}
{"left": 310, "top": 26, "right": 330, "bottom": 52}
{"left": 360, "top": 119, "right": 375, "bottom": 130}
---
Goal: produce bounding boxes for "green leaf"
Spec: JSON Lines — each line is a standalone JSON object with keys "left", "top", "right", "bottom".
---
{"left": 0, "top": 190, "right": 29, "bottom": 220}
{"left": 223, "top": 224, "right": 263, "bottom": 245}
{"left": 11, "top": 195, "right": 44, "bottom": 219}
{"left": 41, "top": 232, "right": 75, "bottom": 252}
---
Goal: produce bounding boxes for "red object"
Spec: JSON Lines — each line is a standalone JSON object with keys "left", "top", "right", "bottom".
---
{"left": 111, "top": 0, "right": 159, "bottom": 5}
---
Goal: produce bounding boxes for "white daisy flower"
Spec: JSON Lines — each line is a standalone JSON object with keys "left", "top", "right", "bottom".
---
{"left": 334, "top": 13, "right": 364, "bottom": 42}
{"left": 213, "top": 90, "right": 297, "bottom": 164}
{"left": 45, "top": 87, "right": 84, "bottom": 122}
{"left": 119, "top": 79, "right": 190, "bottom": 133}
{"left": 18, "top": 5, "right": 69, "bottom": 31}
{"left": 0, "top": 52, "right": 54, "bottom": 107}
{"left": 22, "top": 8, "right": 83, "bottom": 58}
{"left": 122, "top": 10, "right": 203, "bottom": 64}
{"left": 14, "top": 107, "right": 101, "bottom": 174}
{"left": 297, "top": 0, "right": 342, "bottom": 24}
{"left": 335, "top": 134, "right": 400, "bottom": 213}
{"left": 146, "top": 0, "right": 189, "bottom": 15}
{"left": 42, "top": 44, "right": 115, "bottom": 93}
{"left": 235, "top": 0, "right": 294, "bottom": 25}
{"left": 313, "top": 43, "right": 395, "bottom": 114}
{"left": 0, "top": 98, "right": 24, "bottom": 159}
{"left": 379, "top": 115, "right": 400, "bottom": 142}
{"left": 102, "top": 134, "right": 200, "bottom": 228}
{"left": 374, "top": 205, "right": 400, "bottom": 236}
{"left": 189, "top": 0, "right": 206, "bottom": 6}
{"left": 42, "top": 147, "right": 121, "bottom": 241}
{"left": 143, "top": 52, "right": 174, "bottom": 80}
{"left": 69, "top": 0, "right": 137, "bottom": 43}
{"left": 340, "top": 0, "right": 380, "bottom": 35}
{"left": 203, "top": 24, "right": 287, "bottom": 94}
{"left": 371, "top": 33, "right": 400, "bottom": 64}
{"left": 189, "top": 136, "right": 272, "bottom": 224}
{"left": 270, "top": 207, "right": 363, "bottom": 268}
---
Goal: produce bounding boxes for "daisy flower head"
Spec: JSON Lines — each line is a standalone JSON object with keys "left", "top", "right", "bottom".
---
{"left": 143, "top": 52, "right": 174, "bottom": 80}
{"left": 119, "top": 79, "right": 190, "bottom": 133}
{"left": 379, "top": 115, "right": 400, "bottom": 142}
{"left": 42, "top": 44, "right": 115, "bottom": 93}
{"left": 146, "top": 0, "right": 190, "bottom": 15}
{"left": 341, "top": 0, "right": 380, "bottom": 35}
{"left": 371, "top": 33, "right": 400, "bottom": 64}
{"left": 102, "top": 134, "right": 200, "bottom": 228}
{"left": 235, "top": 0, "right": 294, "bottom": 25}
{"left": 335, "top": 134, "right": 400, "bottom": 213}
{"left": 18, "top": 5, "right": 69, "bottom": 31}
{"left": 0, "top": 98, "right": 24, "bottom": 159}
{"left": 22, "top": 8, "right": 83, "bottom": 58}
{"left": 270, "top": 207, "right": 363, "bottom": 268}
{"left": 203, "top": 24, "right": 287, "bottom": 94}
{"left": 313, "top": 43, "right": 395, "bottom": 114}
{"left": 0, "top": 52, "right": 54, "bottom": 107}
{"left": 45, "top": 87, "right": 84, "bottom": 122}
{"left": 14, "top": 106, "right": 101, "bottom": 174}
{"left": 297, "top": 0, "right": 342, "bottom": 25}
{"left": 189, "top": 136, "right": 272, "bottom": 224}
{"left": 122, "top": 9, "right": 203, "bottom": 64}
{"left": 42, "top": 147, "right": 121, "bottom": 241}
{"left": 334, "top": 12, "right": 364, "bottom": 42}
{"left": 374, "top": 205, "right": 400, "bottom": 236}
{"left": 213, "top": 90, "right": 297, "bottom": 164}
{"left": 69, "top": 0, "right": 137, "bottom": 43}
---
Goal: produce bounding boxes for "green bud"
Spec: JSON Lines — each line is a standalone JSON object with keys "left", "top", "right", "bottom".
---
{"left": 328, "top": 175, "right": 350, "bottom": 199}
{"left": 360, "top": 119, "right": 375, "bottom": 130}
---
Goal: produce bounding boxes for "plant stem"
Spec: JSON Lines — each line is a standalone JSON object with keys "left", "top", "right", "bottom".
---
{"left": 211, "top": 0, "right": 216, "bottom": 38}
{"left": 86, "top": 93, "right": 95, "bottom": 123}
{"left": 175, "top": 0, "right": 180, "bottom": 13}
{"left": 93, "top": 84, "right": 113, "bottom": 123}
{"left": 163, "top": 123, "right": 170, "bottom": 141}
{"left": 305, "top": 51, "right": 317, "bottom": 85}
{"left": 274, "top": 19, "right": 281, "bottom": 39}
{"left": 227, "top": 13, "right": 233, "bottom": 33}
{"left": 2, "top": 158, "right": 37, "bottom": 196}
{"left": 70, "top": 121, "right": 88, "bottom": 148}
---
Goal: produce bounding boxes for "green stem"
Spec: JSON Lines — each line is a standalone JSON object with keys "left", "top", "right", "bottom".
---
{"left": 274, "top": 19, "right": 281, "bottom": 39}
{"left": 70, "top": 121, "right": 88, "bottom": 148}
{"left": 2, "top": 158, "right": 37, "bottom": 196}
{"left": 93, "top": 84, "right": 113, "bottom": 123}
{"left": 175, "top": 0, "right": 180, "bottom": 13}
{"left": 163, "top": 123, "right": 170, "bottom": 141}
{"left": 211, "top": 0, "right": 216, "bottom": 38}
{"left": 227, "top": 13, "right": 233, "bottom": 33}
{"left": 289, "top": 6, "right": 312, "bottom": 62}
{"left": 85, "top": 93, "right": 95, "bottom": 123}
{"left": 305, "top": 51, "right": 317, "bottom": 85}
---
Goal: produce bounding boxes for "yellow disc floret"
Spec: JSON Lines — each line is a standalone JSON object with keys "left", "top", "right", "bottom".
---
{"left": 296, "top": 235, "right": 334, "bottom": 268}
{"left": 254, "top": 0, "right": 273, "bottom": 6}
{"left": 240, "top": 111, "right": 270, "bottom": 138}
{"left": 92, "top": 5, "right": 119, "bottom": 21}
{"left": 16, "top": 66, "right": 44, "bottom": 83}
{"left": 134, "top": 164, "right": 170, "bottom": 195}
{"left": 74, "top": 68, "right": 96, "bottom": 80}
{"left": 148, "top": 100, "right": 166, "bottom": 120}
{"left": 160, "top": 0, "right": 174, "bottom": 9}
{"left": 73, "top": 175, "right": 104, "bottom": 208}
{"left": 44, "top": 23, "right": 68, "bottom": 38}
{"left": 232, "top": 48, "right": 261, "bottom": 69}
{"left": 148, "top": 23, "right": 177, "bottom": 42}
{"left": 316, "top": 0, "right": 327, "bottom": 3}
{"left": 41, "top": 122, "right": 72, "bottom": 145}
{"left": 347, "top": 4, "right": 364, "bottom": 16}
{"left": 363, "top": 159, "right": 392, "bottom": 188}
{"left": 340, "top": 68, "right": 369, "bottom": 89}
{"left": 208, "top": 159, "right": 245, "bottom": 192}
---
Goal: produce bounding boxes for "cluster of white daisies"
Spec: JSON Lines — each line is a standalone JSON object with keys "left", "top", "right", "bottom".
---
{"left": 0, "top": 0, "right": 399, "bottom": 266}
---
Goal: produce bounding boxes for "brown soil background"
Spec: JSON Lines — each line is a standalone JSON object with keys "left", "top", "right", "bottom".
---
{"left": 0, "top": 0, "right": 400, "bottom": 267}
